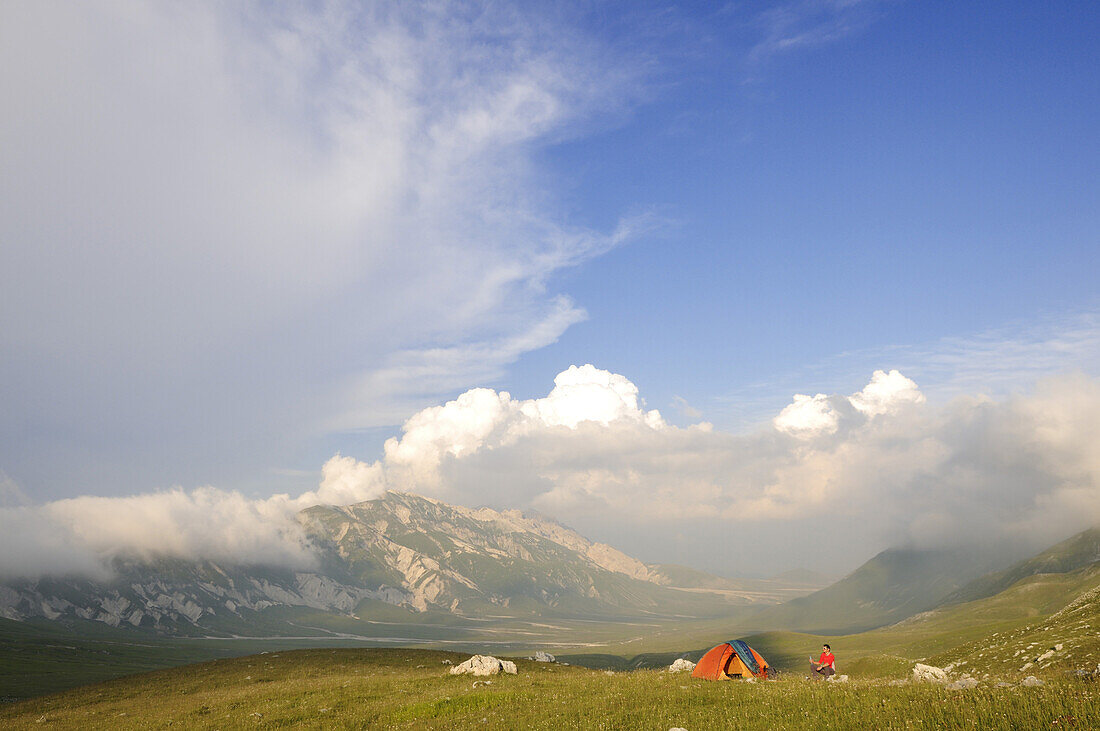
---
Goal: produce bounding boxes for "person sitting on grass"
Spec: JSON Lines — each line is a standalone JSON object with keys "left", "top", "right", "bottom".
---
{"left": 809, "top": 644, "right": 835, "bottom": 679}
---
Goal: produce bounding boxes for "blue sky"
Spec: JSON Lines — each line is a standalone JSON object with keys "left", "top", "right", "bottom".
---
{"left": 502, "top": 0, "right": 1100, "bottom": 428}
{"left": 2, "top": 1, "right": 1099, "bottom": 575}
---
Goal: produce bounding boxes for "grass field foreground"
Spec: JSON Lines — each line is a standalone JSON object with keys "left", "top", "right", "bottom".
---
{"left": 3, "top": 648, "right": 1097, "bottom": 730}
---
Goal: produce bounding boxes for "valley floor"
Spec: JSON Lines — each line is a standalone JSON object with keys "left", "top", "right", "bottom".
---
{"left": 2, "top": 647, "right": 1097, "bottom": 730}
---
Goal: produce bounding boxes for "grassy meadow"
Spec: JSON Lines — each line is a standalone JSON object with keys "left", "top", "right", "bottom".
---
{"left": 2, "top": 647, "right": 1097, "bottom": 730}
{"left": 4, "top": 556, "right": 1098, "bottom": 727}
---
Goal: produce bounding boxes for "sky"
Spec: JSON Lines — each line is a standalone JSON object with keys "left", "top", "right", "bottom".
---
{"left": 1, "top": 1, "right": 1098, "bottom": 578}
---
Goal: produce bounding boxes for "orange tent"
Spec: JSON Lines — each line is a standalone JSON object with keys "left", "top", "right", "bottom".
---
{"left": 691, "top": 639, "right": 772, "bottom": 681}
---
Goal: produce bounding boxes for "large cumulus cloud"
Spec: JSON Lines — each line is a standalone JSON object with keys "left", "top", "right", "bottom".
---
{"left": 321, "top": 365, "right": 1100, "bottom": 570}
{"left": 3, "top": 365, "right": 1099, "bottom": 578}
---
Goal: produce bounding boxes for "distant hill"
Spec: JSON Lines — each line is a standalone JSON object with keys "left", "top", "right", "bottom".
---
{"left": 872, "top": 529, "right": 1100, "bottom": 677}
{"left": 933, "top": 563, "right": 1100, "bottom": 676}
{"left": 748, "top": 547, "right": 1005, "bottom": 634}
{"left": 941, "top": 527, "right": 1100, "bottom": 606}
{"left": 646, "top": 563, "right": 743, "bottom": 590}
{"left": 0, "top": 491, "right": 780, "bottom": 635}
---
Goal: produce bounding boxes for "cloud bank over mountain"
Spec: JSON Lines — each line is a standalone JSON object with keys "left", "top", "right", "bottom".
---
{"left": 3, "top": 365, "right": 1098, "bottom": 579}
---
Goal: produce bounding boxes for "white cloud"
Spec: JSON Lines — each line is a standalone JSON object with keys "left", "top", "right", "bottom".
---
{"left": 774, "top": 393, "right": 841, "bottom": 435}
{"left": 0, "top": 471, "right": 28, "bottom": 508}
{"left": 0, "top": 363, "right": 667, "bottom": 578}
{"left": 773, "top": 369, "right": 924, "bottom": 437}
{"left": 297, "top": 365, "right": 1100, "bottom": 566}
{"left": 377, "top": 363, "right": 667, "bottom": 491}
{"left": 43, "top": 488, "right": 317, "bottom": 570}
{"left": 0, "top": 0, "right": 641, "bottom": 499}
{"left": 375, "top": 366, "right": 1100, "bottom": 566}
{"left": 848, "top": 369, "right": 926, "bottom": 416}
{"left": 670, "top": 395, "right": 703, "bottom": 422}
{"left": 520, "top": 364, "right": 664, "bottom": 429}
{"left": 749, "top": 0, "right": 885, "bottom": 64}
{"left": 295, "top": 455, "right": 388, "bottom": 509}
{"left": 0, "top": 508, "right": 112, "bottom": 581}
{"left": 720, "top": 309, "right": 1100, "bottom": 432}
{"left": 3, "top": 365, "right": 1099, "bottom": 579}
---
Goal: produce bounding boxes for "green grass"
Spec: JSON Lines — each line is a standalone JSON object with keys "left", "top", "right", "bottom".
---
{"left": 3, "top": 566, "right": 1098, "bottom": 727}
{"left": 2, "top": 647, "right": 1097, "bottom": 730}
{"left": 546, "top": 564, "right": 1100, "bottom": 685}
{"left": 4, "top": 563, "right": 1097, "bottom": 703}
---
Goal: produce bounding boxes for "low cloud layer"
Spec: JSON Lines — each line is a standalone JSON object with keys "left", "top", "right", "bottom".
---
{"left": 3, "top": 365, "right": 1099, "bottom": 579}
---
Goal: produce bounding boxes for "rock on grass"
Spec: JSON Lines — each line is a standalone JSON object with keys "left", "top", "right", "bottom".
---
{"left": 449, "top": 655, "right": 518, "bottom": 676}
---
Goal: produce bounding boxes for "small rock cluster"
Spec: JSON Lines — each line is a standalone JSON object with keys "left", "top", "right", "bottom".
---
{"left": 910, "top": 662, "right": 1047, "bottom": 689}
{"left": 1019, "top": 643, "right": 1064, "bottom": 672}
{"left": 1069, "top": 662, "right": 1100, "bottom": 681}
{"left": 914, "top": 663, "right": 977, "bottom": 690}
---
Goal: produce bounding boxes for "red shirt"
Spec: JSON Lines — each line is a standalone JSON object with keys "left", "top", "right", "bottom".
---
{"left": 819, "top": 652, "right": 835, "bottom": 668}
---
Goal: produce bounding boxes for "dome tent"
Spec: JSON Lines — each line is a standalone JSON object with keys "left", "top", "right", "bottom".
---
{"left": 691, "top": 639, "right": 773, "bottom": 681}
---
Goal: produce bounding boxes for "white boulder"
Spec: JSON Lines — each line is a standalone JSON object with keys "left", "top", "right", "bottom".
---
{"left": 449, "top": 655, "right": 517, "bottom": 677}
{"left": 1021, "top": 676, "right": 1044, "bottom": 687}
{"left": 534, "top": 651, "right": 556, "bottom": 663}
{"left": 826, "top": 674, "right": 849, "bottom": 683}
{"left": 668, "top": 658, "right": 696, "bottom": 673}
{"left": 912, "top": 663, "right": 949, "bottom": 683}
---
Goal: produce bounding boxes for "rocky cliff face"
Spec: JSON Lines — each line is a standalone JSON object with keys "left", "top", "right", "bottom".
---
{"left": 0, "top": 492, "right": 736, "bottom": 634}
{"left": 0, "top": 558, "right": 406, "bottom": 633}
{"left": 297, "top": 492, "right": 662, "bottom": 614}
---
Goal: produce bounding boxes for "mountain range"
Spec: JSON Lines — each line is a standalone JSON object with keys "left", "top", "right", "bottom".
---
{"left": 0, "top": 492, "right": 818, "bottom": 635}
{"left": 743, "top": 531, "right": 1100, "bottom": 635}
{"left": 4, "top": 490, "right": 1097, "bottom": 650}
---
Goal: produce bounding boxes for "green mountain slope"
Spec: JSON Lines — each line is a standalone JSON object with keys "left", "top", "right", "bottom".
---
{"left": 942, "top": 527, "right": 1100, "bottom": 606}
{"left": 746, "top": 547, "right": 1004, "bottom": 634}
{"left": 925, "top": 563, "right": 1100, "bottom": 677}
{"left": 734, "top": 534, "right": 1100, "bottom": 680}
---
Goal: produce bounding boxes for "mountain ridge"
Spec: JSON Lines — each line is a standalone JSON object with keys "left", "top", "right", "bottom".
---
{"left": 746, "top": 546, "right": 1008, "bottom": 634}
{"left": 940, "top": 527, "right": 1100, "bottom": 607}
{"left": 0, "top": 491, "right": 795, "bottom": 634}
